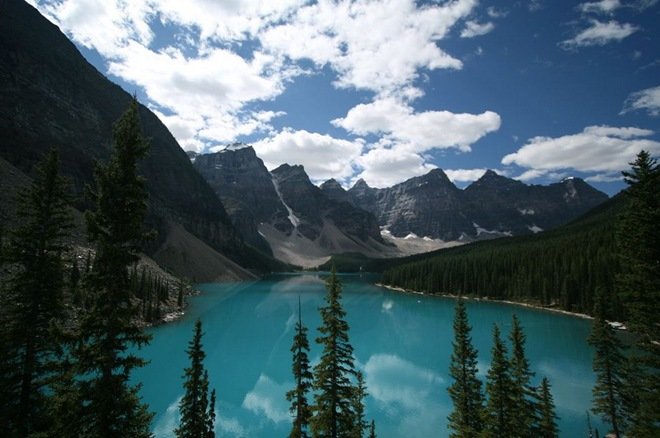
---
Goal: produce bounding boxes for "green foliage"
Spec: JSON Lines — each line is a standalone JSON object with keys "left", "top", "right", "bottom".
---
{"left": 286, "top": 299, "right": 313, "bottom": 438}
{"left": 176, "top": 319, "right": 216, "bottom": 438}
{"left": 350, "top": 371, "right": 368, "bottom": 438}
{"left": 588, "top": 288, "right": 627, "bottom": 437}
{"left": 57, "top": 99, "right": 154, "bottom": 437}
{"left": 508, "top": 315, "right": 536, "bottom": 437}
{"left": 0, "top": 149, "right": 73, "bottom": 436}
{"left": 482, "top": 325, "right": 514, "bottom": 437}
{"left": 311, "top": 266, "right": 359, "bottom": 437}
{"left": 380, "top": 195, "right": 625, "bottom": 316}
{"left": 615, "top": 150, "right": 660, "bottom": 436}
{"left": 537, "top": 377, "right": 559, "bottom": 438}
{"left": 447, "top": 299, "right": 484, "bottom": 437}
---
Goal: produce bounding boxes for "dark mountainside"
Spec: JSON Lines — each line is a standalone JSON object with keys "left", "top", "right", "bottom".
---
{"left": 192, "top": 146, "right": 291, "bottom": 254}
{"left": 193, "top": 146, "right": 388, "bottom": 265}
{"left": 0, "top": 1, "right": 272, "bottom": 279}
{"left": 325, "top": 168, "right": 609, "bottom": 240}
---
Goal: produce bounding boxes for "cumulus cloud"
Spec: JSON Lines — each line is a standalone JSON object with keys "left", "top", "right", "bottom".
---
{"left": 621, "top": 85, "right": 660, "bottom": 116}
{"left": 333, "top": 98, "right": 501, "bottom": 153}
{"left": 252, "top": 129, "right": 364, "bottom": 181}
{"left": 460, "top": 20, "right": 495, "bottom": 38}
{"left": 502, "top": 125, "right": 660, "bottom": 179}
{"left": 259, "top": 0, "right": 477, "bottom": 96}
{"left": 561, "top": 20, "right": 638, "bottom": 49}
{"left": 445, "top": 168, "right": 489, "bottom": 183}
{"left": 241, "top": 374, "right": 290, "bottom": 424}
{"left": 353, "top": 146, "right": 437, "bottom": 188}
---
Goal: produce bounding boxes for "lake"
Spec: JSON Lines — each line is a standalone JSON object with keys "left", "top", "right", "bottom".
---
{"left": 133, "top": 273, "right": 603, "bottom": 437}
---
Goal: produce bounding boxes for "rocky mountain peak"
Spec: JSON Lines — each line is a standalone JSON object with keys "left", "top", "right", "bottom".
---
{"left": 351, "top": 178, "right": 371, "bottom": 191}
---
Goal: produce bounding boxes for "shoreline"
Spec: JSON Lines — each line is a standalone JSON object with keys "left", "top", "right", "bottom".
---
{"left": 375, "top": 283, "right": 595, "bottom": 320}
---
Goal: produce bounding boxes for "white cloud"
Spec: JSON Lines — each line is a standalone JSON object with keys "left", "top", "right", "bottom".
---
{"left": 561, "top": 20, "right": 638, "bottom": 49}
{"left": 259, "top": 0, "right": 477, "bottom": 96}
{"left": 622, "top": 85, "right": 660, "bottom": 117}
{"left": 241, "top": 374, "right": 290, "bottom": 424}
{"left": 578, "top": 0, "right": 621, "bottom": 14}
{"left": 334, "top": 98, "right": 501, "bottom": 153}
{"left": 445, "top": 168, "right": 488, "bottom": 183}
{"left": 252, "top": 129, "right": 364, "bottom": 181}
{"left": 502, "top": 125, "right": 660, "bottom": 178}
{"left": 460, "top": 20, "right": 495, "bottom": 38}
{"left": 353, "top": 144, "right": 437, "bottom": 188}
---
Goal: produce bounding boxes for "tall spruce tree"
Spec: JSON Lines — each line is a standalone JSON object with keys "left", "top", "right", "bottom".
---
{"left": 588, "top": 288, "right": 627, "bottom": 437}
{"left": 482, "top": 324, "right": 514, "bottom": 437}
{"left": 350, "top": 371, "right": 368, "bottom": 438}
{"left": 63, "top": 99, "right": 153, "bottom": 437}
{"left": 176, "top": 319, "right": 216, "bottom": 438}
{"left": 615, "top": 150, "right": 660, "bottom": 435}
{"left": 447, "top": 299, "right": 484, "bottom": 437}
{"left": 0, "top": 149, "right": 72, "bottom": 436}
{"left": 286, "top": 298, "right": 313, "bottom": 438}
{"left": 311, "top": 266, "right": 358, "bottom": 437}
{"left": 537, "top": 377, "right": 559, "bottom": 438}
{"left": 508, "top": 314, "right": 536, "bottom": 437}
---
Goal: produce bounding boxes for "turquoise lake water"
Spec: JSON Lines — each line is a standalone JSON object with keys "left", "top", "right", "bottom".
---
{"left": 133, "top": 273, "right": 603, "bottom": 437}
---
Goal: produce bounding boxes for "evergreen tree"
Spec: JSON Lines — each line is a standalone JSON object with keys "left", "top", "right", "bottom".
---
{"left": 176, "top": 319, "right": 216, "bottom": 438}
{"left": 482, "top": 324, "right": 514, "bottom": 437}
{"left": 616, "top": 150, "right": 660, "bottom": 435}
{"left": 588, "top": 288, "right": 627, "bottom": 437}
{"left": 0, "top": 149, "right": 73, "bottom": 436}
{"left": 508, "top": 314, "right": 536, "bottom": 437}
{"left": 63, "top": 99, "right": 154, "bottom": 437}
{"left": 447, "top": 299, "right": 484, "bottom": 437}
{"left": 537, "top": 377, "right": 559, "bottom": 438}
{"left": 368, "top": 420, "right": 376, "bottom": 438}
{"left": 349, "top": 371, "right": 368, "bottom": 438}
{"left": 311, "top": 266, "right": 358, "bottom": 437}
{"left": 286, "top": 298, "right": 313, "bottom": 438}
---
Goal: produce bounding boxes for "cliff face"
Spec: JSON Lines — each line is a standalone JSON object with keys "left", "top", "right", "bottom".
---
{"left": 338, "top": 168, "right": 609, "bottom": 241}
{"left": 193, "top": 148, "right": 388, "bottom": 266}
{"left": 0, "top": 0, "right": 258, "bottom": 277}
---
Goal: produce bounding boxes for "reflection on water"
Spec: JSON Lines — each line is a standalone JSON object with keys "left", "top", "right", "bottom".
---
{"left": 135, "top": 273, "right": 601, "bottom": 437}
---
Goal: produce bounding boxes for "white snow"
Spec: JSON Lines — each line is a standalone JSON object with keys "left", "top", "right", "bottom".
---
{"left": 272, "top": 178, "right": 300, "bottom": 228}
{"left": 527, "top": 224, "right": 543, "bottom": 233}
{"left": 219, "top": 143, "right": 250, "bottom": 153}
{"left": 404, "top": 233, "right": 419, "bottom": 240}
{"left": 518, "top": 208, "right": 535, "bottom": 215}
{"left": 473, "top": 222, "right": 513, "bottom": 237}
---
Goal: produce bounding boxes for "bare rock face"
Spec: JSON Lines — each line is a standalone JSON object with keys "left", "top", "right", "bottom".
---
{"left": 339, "top": 169, "right": 608, "bottom": 241}
{"left": 192, "top": 145, "right": 291, "bottom": 253}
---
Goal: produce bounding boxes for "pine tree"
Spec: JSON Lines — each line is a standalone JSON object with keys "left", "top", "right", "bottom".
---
{"left": 368, "top": 420, "right": 376, "bottom": 438}
{"left": 176, "top": 319, "right": 216, "bottom": 438}
{"left": 350, "top": 371, "right": 368, "bottom": 438}
{"left": 588, "top": 287, "right": 627, "bottom": 437}
{"left": 615, "top": 150, "right": 660, "bottom": 435}
{"left": 311, "top": 266, "right": 358, "bottom": 437}
{"left": 447, "top": 299, "right": 484, "bottom": 437}
{"left": 482, "top": 324, "right": 514, "bottom": 437}
{"left": 286, "top": 298, "right": 313, "bottom": 438}
{"left": 62, "top": 99, "right": 154, "bottom": 437}
{"left": 537, "top": 377, "right": 559, "bottom": 438}
{"left": 0, "top": 149, "right": 73, "bottom": 436}
{"left": 508, "top": 314, "right": 536, "bottom": 437}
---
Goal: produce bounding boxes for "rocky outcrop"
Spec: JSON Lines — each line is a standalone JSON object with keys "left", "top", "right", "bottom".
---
{"left": 340, "top": 169, "right": 608, "bottom": 241}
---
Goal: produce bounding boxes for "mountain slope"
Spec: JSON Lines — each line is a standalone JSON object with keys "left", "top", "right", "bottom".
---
{"left": 0, "top": 0, "right": 258, "bottom": 278}
{"left": 335, "top": 168, "right": 608, "bottom": 241}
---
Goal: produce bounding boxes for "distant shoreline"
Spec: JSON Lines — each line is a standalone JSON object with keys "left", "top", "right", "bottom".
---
{"left": 375, "top": 282, "right": 595, "bottom": 320}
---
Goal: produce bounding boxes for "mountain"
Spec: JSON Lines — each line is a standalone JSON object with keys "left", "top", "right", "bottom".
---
{"left": 193, "top": 147, "right": 391, "bottom": 267}
{"left": 331, "top": 168, "right": 608, "bottom": 241}
{"left": 0, "top": 0, "right": 259, "bottom": 280}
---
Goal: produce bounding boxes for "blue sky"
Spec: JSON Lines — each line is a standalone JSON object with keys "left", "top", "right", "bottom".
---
{"left": 30, "top": 0, "right": 660, "bottom": 195}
